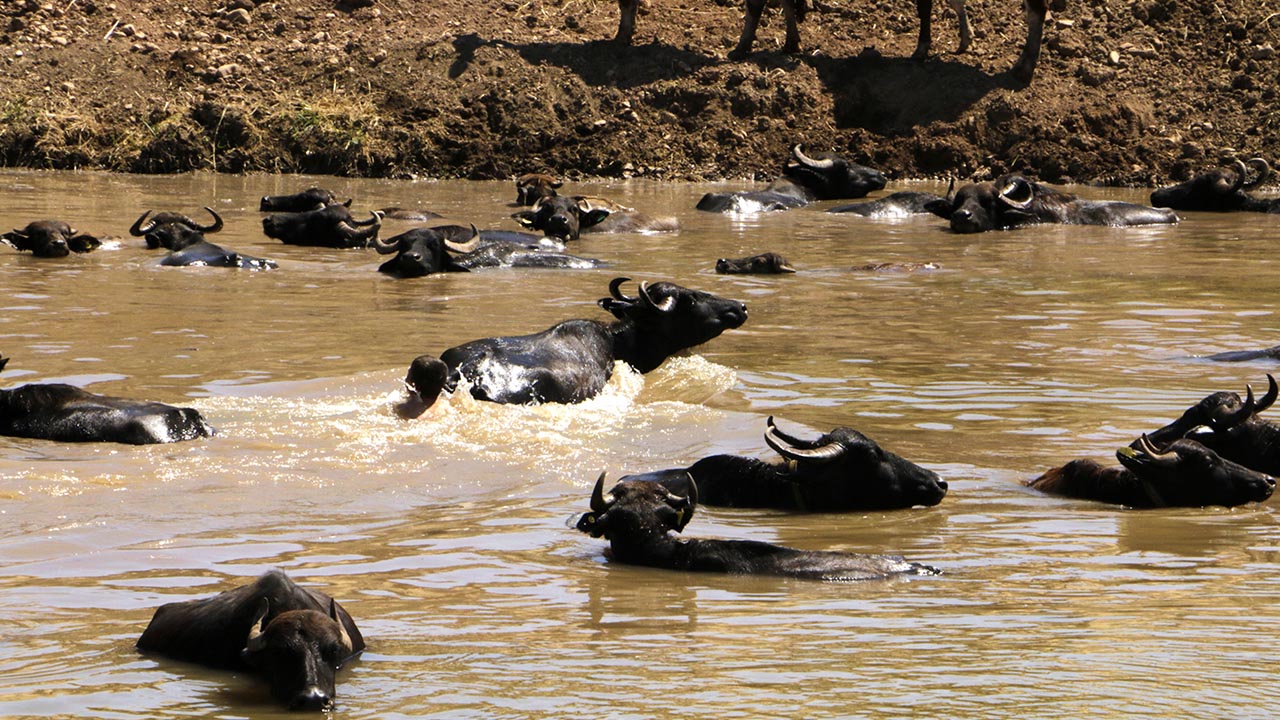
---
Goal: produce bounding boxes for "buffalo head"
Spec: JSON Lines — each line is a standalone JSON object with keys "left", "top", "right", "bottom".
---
{"left": 373, "top": 225, "right": 481, "bottom": 278}
{"left": 781, "top": 144, "right": 887, "bottom": 200}
{"left": 715, "top": 252, "right": 796, "bottom": 274}
{"left": 1150, "top": 159, "right": 1271, "bottom": 212}
{"left": 1114, "top": 435, "right": 1275, "bottom": 507}
{"left": 574, "top": 471, "right": 697, "bottom": 540}
{"left": 130, "top": 207, "right": 224, "bottom": 249}
{"left": 262, "top": 204, "right": 382, "bottom": 248}
{"left": 515, "top": 173, "right": 562, "bottom": 206}
{"left": 240, "top": 597, "right": 355, "bottom": 711}
{"left": 259, "top": 187, "right": 341, "bottom": 212}
{"left": 2, "top": 220, "right": 102, "bottom": 257}
{"left": 924, "top": 175, "right": 1043, "bottom": 233}
{"left": 597, "top": 277, "right": 748, "bottom": 373}
{"left": 511, "top": 196, "right": 611, "bottom": 241}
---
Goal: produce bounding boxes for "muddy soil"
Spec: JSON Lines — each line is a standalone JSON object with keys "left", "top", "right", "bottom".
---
{"left": 0, "top": 0, "right": 1276, "bottom": 185}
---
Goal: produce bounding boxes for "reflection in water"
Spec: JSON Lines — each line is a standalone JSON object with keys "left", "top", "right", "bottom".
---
{"left": 1, "top": 171, "right": 1279, "bottom": 717}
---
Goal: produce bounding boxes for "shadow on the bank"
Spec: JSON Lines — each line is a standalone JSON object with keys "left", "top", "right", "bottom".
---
{"left": 450, "top": 33, "right": 714, "bottom": 87}
{"left": 805, "top": 53, "right": 1013, "bottom": 136}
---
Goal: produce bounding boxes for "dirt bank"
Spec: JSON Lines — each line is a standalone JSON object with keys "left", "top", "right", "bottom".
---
{"left": 0, "top": 0, "right": 1276, "bottom": 185}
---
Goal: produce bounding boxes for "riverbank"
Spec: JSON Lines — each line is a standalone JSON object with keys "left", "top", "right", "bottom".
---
{"left": 0, "top": 0, "right": 1275, "bottom": 185}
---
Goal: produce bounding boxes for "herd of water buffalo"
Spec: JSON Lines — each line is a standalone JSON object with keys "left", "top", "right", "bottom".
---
{"left": 2, "top": 148, "right": 1279, "bottom": 709}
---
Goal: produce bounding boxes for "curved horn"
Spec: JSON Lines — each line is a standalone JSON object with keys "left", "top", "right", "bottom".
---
{"left": 668, "top": 473, "right": 697, "bottom": 532}
{"left": 792, "top": 144, "right": 835, "bottom": 169}
{"left": 764, "top": 415, "right": 822, "bottom": 450}
{"left": 608, "top": 277, "right": 635, "bottom": 302}
{"left": 1243, "top": 158, "right": 1271, "bottom": 189}
{"left": 371, "top": 231, "right": 402, "bottom": 255}
{"left": 129, "top": 211, "right": 156, "bottom": 237}
{"left": 197, "top": 207, "right": 223, "bottom": 234}
{"left": 444, "top": 224, "right": 481, "bottom": 254}
{"left": 337, "top": 213, "right": 382, "bottom": 243}
{"left": 244, "top": 597, "right": 270, "bottom": 652}
{"left": 764, "top": 422, "right": 845, "bottom": 463}
{"left": 1212, "top": 374, "right": 1279, "bottom": 430}
{"left": 329, "top": 598, "right": 354, "bottom": 656}
{"left": 997, "top": 177, "right": 1035, "bottom": 208}
{"left": 590, "top": 471, "right": 613, "bottom": 513}
{"left": 1137, "top": 434, "right": 1180, "bottom": 467}
{"left": 945, "top": 177, "right": 956, "bottom": 202}
{"left": 1228, "top": 160, "right": 1248, "bottom": 192}
{"left": 638, "top": 282, "right": 676, "bottom": 313}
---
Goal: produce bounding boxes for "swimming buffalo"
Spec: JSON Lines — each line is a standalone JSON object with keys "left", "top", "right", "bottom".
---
{"left": 403, "top": 277, "right": 747, "bottom": 406}
{"left": 574, "top": 473, "right": 941, "bottom": 580}
{"left": 0, "top": 355, "right": 213, "bottom": 444}
{"left": 1139, "top": 374, "right": 1280, "bottom": 476}
{"left": 259, "top": 187, "right": 340, "bottom": 212}
{"left": 828, "top": 190, "right": 948, "bottom": 217}
{"left": 515, "top": 173, "right": 562, "bottom": 206}
{"left": 1150, "top": 159, "right": 1278, "bottom": 213}
{"left": 1027, "top": 435, "right": 1275, "bottom": 508}
{"left": 262, "top": 204, "right": 382, "bottom": 248}
{"left": 696, "top": 145, "right": 887, "bottom": 213}
{"left": 715, "top": 252, "right": 796, "bottom": 274}
{"left": 137, "top": 570, "right": 365, "bottom": 711}
{"left": 136, "top": 213, "right": 276, "bottom": 269}
{"left": 925, "top": 175, "right": 1179, "bottom": 233}
{"left": 374, "top": 225, "right": 603, "bottom": 278}
{"left": 1, "top": 220, "right": 102, "bottom": 257}
{"left": 512, "top": 195, "right": 678, "bottom": 241}
{"left": 130, "top": 207, "right": 224, "bottom": 250}
{"left": 622, "top": 416, "right": 947, "bottom": 511}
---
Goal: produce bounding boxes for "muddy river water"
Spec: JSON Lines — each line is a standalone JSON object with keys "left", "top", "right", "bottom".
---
{"left": 0, "top": 170, "right": 1278, "bottom": 718}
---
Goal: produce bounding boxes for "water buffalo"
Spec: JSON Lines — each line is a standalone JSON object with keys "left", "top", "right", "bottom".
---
{"left": 573, "top": 473, "right": 941, "bottom": 580}
{"left": 828, "top": 190, "right": 948, "bottom": 217}
{"left": 136, "top": 213, "right": 277, "bottom": 270}
{"left": 137, "top": 570, "right": 365, "bottom": 711}
{"left": 395, "top": 355, "right": 451, "bottom": 418}
{"left": 0, "top": 355, "right": 213, "bottom": 444}
{"left": 1, "top": 220, "right": 102, "bottom": 257}
{"left": 262, "top": 204, "right": 382, "bottom": 248}
{"left": 1027, "top": 435, "right": 1275, "bottom": 508}
{"left": 512, "top": 195, "right": 679, "bottom": 241}
{"left": 402, "top": 277, "right": 747, "bottom": 406}
{"left": 621, "top": 416, "right": 947, "bottom": 511}
{"left": 715, "top": 252, "right": 796, "bottom": 274}
{"left": 1150, "top": 159, "right": 1279, "bottom": 213}
{"left": 130, "top": 207, "right": 224, "bottom": 250}
{"left": 696, "top": 145, "right": 887, "bottom": 213}
{"left": 516, "top": 173, "right": 562, "bottom": 205}
{"left": 374, "top": 225, "right": 604, "bottom": 278}
{"left": 1139, "top": 374, "right": 1280, "bottom": 476}
{"left": 924, "top": 175, "right": 1179, "bottom": 233}
{"left": 1205, "top": 345, "right": 1280, "bottom": 362}
{"left": 259, "top": 187, "right": 340, "bottom": 212}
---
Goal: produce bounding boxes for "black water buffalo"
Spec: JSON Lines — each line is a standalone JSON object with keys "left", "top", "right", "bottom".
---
{"left": 851, "top": 261, "right": 940, "bottom": 272}
{"left": 403, "top": 277, "right": 747, "bottom": 406}
{"left": 1150, "top": 159, "right": 1279, "bottom": 213}
{"left": 1139, "top": 374, "right": 1280, "bottom": 476}
{"left": 130, "top": 207, "right": 225, "bottom": 250}
{"left": 924, "top": 175, "right": 1179, "bottom": 233}
{"left": 574, "top": 473, "right": 941, "bottom": 580}
{"left": 137, "top": 570, "right": 365, "bottom": 711}
{"left": 0, "top": 355, "right": 213, "bottom": 444}
{"left": 1027, "top": 435, "right": 1275, "bottom": 508}
{"left": 374, "top": 225, "right": 604, "bottom": 278}
{"left": 516, "top": 173, "right": 562, "bottom": 205}
{"left": 136, "top": 213, "right": 277, "bottom": 270}
{"left": 259, "top": 187, "right": 340, "bottom": 212}
{"left": 621, "top": 416, "right": 947, "bottom": 511}
{"left": 696, "top": 145, "right": 887, "bottom": 213}
{"left": 512, "top": 195, "right": 679, "bottom": 241}
{"left": 1, "top": 220, "right": 102, "bottom": 257}
{"left": 262, "top": 204, "right": 382, "bottom": 248}
{"left": 395, "top": 355, "right": 451, "bottom": 418}
{"left": 715, "top": 252, "right": 796, "bottom": 274}
{"left": 828, "top": 190, "right": 948, "bottom": 217}
{"left": 1205, "top": 345, "right": 1280, "bottom": 362}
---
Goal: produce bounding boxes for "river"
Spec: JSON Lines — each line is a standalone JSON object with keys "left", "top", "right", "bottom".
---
{"left": 0, "top": 170, "right": 1277, "bottom": 718}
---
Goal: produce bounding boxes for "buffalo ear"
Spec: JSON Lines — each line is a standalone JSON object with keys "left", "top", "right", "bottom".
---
{"left": 69, "top": 234, "right": 102, "bottom": 253}
{"left": 511, "top": 210, "right": 538, "bottom": 229}
{"left": 580, "top": 208, "right": 611, "bottom": 229}
{"left": 923, "top": 199, "right": 953, "bottom": 219}
{"left": 597, "top": 298, "right": 632, "bottom": 318}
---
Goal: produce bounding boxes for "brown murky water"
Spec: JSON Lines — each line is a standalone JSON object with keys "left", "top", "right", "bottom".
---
{"left": 1, "top": 170, "right": 1278, "bottom": 718}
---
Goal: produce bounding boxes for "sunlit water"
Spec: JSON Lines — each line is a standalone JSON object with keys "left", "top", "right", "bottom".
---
{"left": 1, "top": 170, "right": 1278, "bottom": 718}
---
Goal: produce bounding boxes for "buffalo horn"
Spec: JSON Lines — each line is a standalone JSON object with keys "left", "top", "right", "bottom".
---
{"left": 338, "top": 212, "right": 382, "bottom": 242}
{"left": 945, "top": 177, "right": 956, "bottom": 202}
{"left": 764, "top": 415, "right": 821, "bottom": 450}
{"left": 329, "top": 598, "right": 354, "bottom": 655}
{"left": 764, "top": 420, "right": 844, "bottom": 463}
{"left": 1228, "top": 159, "right": 1248, "bottom": 192}
{"left": 129, "top": 210, "right": 156, "bottom": 237}
{"left": 444, "top": 224, "right": 482, "bottom": 254}
{"left": 608, "top": 277, "right": 635, "bottom": 302}
{"left": 244, "top": 597, "right": 271, "bottom": 651}
{"left": 371, "top": 231, "right": 401, "bottom": 255}
{"left": 792, "top": 144, "right": 835, "bottom": 170}
{"left": 669, "top": 473, "right": 696, "bottom": 531}
{"left": 197, "top": 207, "right": 224, "bottom": 234}
{"left": 1212, "top": 374, "right": 1279, "bottom": 430}
{"left": 590, "top": 471, "right": 613, "bottom": 513}
{"left": 997, "top": 177, "right": 1035, "bottom": 208}
{"left": 350, "top": 210, "right": 382, "bottom": 228}
{"left": 1243, "top": 158, "right": 1271, "bottom": 189}
{"left": 638, "top": 282, "right": 675, "bottom": 313}
{"left": 1137, "top": 434, "right": 1179, "bottom": 466}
